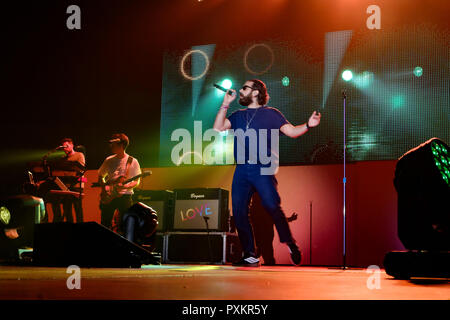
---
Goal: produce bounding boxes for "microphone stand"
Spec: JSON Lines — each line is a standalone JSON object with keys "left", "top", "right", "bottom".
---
{"left": 309, "top": 201, "right": 313, "bottom": 265}
{"left": 77, "top": 168, "right": 86, "bottom": 224}
{"left": 76, "top": 146, "right": 86, "bottom": 224}
{"left": 328, "top": 90, "right": 350, "bottom": 271}
{"left": 41, "top": 148, "right": 59, "bottom": 179}
{"left": 342, "top": 89, "right": 347, "bottom": 270}
{"left": 328, "top": 91, "right": 363, "bottom": 271}
{"left": 204, "top": 216, "right": 214, "bottom": 264}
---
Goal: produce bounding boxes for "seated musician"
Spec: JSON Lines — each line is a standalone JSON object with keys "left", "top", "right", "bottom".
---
{"left": 51, "top": 138, "right": 86, "bottom": 223}
{"left": 98, "top": 133, "right": 141, "bottom": 231}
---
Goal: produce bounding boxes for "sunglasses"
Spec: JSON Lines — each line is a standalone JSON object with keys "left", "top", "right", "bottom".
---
{"left": 241, "top": 85, "right": 256, "bottom": 91}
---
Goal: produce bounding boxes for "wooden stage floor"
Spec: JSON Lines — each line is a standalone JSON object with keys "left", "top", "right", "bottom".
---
{"left": 0, "top": 264, "right": 449, "bottom": 300}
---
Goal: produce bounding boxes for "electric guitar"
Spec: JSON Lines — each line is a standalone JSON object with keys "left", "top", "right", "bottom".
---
{"left": 92, "top": 171, "right": 151, "bottom": 204}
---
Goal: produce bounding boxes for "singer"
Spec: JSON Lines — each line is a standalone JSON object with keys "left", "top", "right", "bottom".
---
{"left": 60, "top": 138, "right": 85, "bottom": 167}
{"left": 50, "top": 138, "right": 86, "bottom": 223}
{"left": 213, "top": 79, "right": 321, "bottom": 267}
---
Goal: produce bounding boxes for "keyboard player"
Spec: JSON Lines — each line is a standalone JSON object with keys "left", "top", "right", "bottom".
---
{"left": 50, "top": 138, "right": 86, "bottom": 223}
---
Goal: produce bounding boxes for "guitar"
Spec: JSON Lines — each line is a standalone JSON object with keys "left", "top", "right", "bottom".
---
{"left": 92, "top": 171, "right": 151, "bottom": 204}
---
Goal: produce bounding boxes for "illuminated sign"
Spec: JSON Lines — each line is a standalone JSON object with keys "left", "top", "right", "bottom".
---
{"left": 174, "top": 200, "right": 219, "bottom": 230}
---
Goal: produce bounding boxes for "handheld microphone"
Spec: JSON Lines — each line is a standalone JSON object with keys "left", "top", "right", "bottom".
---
{"left": 55, "top": 145, "right": 65, "bottom": 150}
{"left": 213, "top": 83, "right": 234, "bottom": 96}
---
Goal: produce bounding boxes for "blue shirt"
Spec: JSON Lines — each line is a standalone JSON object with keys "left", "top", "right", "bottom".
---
{"left": 228, "top": 106, "right": 289, "bottom": 166}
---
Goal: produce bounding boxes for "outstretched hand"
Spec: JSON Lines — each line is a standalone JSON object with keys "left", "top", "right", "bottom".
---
{"left": 308, "top": 110, "right": 321, "bottom": 128}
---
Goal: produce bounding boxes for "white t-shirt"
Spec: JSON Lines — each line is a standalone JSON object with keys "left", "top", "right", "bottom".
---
{"left": 98, "top": 154, "right": 141, "bottom": 195}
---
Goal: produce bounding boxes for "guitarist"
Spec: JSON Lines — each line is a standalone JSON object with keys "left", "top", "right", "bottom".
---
{"left": 98, "top": 133, "right": 141, "bottom": 230}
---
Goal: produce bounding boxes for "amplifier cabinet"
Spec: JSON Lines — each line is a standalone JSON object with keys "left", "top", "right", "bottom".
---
{"left": 163, "top": 232, "right": 242, "bottom": 264}
{"left": 133, "top": 190, "right": 175, "bottom": 232}
{"left": 173, "top": 188, "right": 229, "bottom": 232}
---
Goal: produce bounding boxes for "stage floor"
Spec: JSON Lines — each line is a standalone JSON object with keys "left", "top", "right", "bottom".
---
{"left": 0, "top": 265, "right": 449, "bottom": 300}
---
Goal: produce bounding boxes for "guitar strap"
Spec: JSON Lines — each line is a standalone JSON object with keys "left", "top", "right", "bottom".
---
{"left": 125, "top": 156, "right": 134, "bottom": 178}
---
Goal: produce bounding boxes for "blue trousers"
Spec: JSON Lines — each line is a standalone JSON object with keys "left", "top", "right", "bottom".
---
{"left": 231, "top": 164, "right": 295, "bottom": 256}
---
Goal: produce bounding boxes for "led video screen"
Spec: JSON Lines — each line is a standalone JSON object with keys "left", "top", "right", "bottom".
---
{"left": 160, "top": 25, "right": 449, "bottom": 166}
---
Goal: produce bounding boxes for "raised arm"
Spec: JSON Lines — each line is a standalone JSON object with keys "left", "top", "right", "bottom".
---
{"left": 213, "top": 89, "right": 236, "bottom": 132}
{"left": 280, "top": 111, "right": 321, "bottom": 138}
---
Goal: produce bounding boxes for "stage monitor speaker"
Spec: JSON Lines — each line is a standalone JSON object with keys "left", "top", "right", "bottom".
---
{"left": 133, "top": 190, "right": 175, "bottom": 232}
{"left": 33, "top": 222, "right": 160, "bottom": 268}
{"left": 173, "top": 188, "right": 229, "bottom": 232}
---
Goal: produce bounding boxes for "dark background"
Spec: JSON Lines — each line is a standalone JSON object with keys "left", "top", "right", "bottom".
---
{"left": 1, "top": 0, "right": 449, "bottom": 196}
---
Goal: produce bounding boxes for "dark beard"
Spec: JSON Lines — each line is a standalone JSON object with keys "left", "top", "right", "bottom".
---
{"left": 239, "top": 94, "right": 252, "bottom": 106}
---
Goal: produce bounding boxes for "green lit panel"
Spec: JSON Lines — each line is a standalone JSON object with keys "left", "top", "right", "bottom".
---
{"left": 431, "top": 141, "right": 450, "bottom": 186}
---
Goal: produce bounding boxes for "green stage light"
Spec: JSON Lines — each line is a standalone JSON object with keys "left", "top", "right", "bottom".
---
{"left": 431, "top": 140, "right": 450, "bottom": 186}
{"left": 413, "top": 66, "right": 423, "bottom": 77}
{"left": 385, "top": 138, "right": 450, "bottom": 278}
{"left": 392, "top": 95, "right": 405, "bottom": 108}
{"left": 0, "top": 195, "right": 46, "bottom": 261}
{"left": 215, "top": 79, "right": 233, "bottom": 97}
{"left": 221, "top": 79, "right": 232, "bottom": 90}
{"left": 0, "top": 206, "right": 11, "bottom": 225}
{"left": 282, "top": 76, "right": 290, "bottom": 87}
{"left": 393, "top": 138, "right": 450, "bottom": 252}
{"left": 341, "top": 70, "right": 353, "bottom": 81}
{"left": 354, "top": 71, "right": 374, "bottom": 88}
